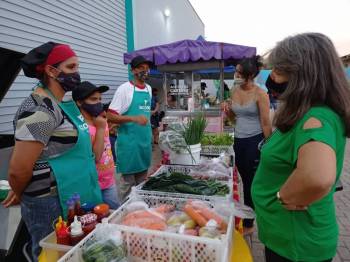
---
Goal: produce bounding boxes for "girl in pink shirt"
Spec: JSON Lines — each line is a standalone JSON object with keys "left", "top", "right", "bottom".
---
{"left": 73, "top": 81, "right": 120, "bottom": 209}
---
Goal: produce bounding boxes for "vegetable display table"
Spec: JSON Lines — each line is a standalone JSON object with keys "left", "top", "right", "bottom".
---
{"left": 230, "top": 229, "right": 253, "bottom": 262}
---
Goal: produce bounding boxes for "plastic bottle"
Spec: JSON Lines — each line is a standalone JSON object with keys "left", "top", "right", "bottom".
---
{"left": 55, "top": 216, "right": 70, "bottom": 245}
{"left": 67, "top": 198, "right": 75, "bottom": 226}
{"left": 70, "top": 216, "right": 85, "bottom": 245}
{"left": 72, "top": 193, "right": 84, "bottom": 216}
{"left": 81, "top": 202, "right": 95, "bottom": 214}
{"left": 93, "top": 203, "right": 110, "bottom": 222}
{"left": 80, "top": 213, "right": 98, "bottom": 235}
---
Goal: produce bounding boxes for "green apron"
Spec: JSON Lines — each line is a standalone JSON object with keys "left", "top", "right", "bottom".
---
{"left": 116, "top": 85, "right": 152, "bottom": 174}
{"left": 45, "top": 90, "right": 102, "bottom": 218}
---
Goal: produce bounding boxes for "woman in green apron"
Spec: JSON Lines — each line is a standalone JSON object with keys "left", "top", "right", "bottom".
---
{"left": 3, "top": 42, "right": 102, "bottom": 261}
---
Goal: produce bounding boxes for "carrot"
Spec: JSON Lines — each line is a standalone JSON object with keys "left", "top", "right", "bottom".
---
{"left": 122, "top": 217, "right": 167, "bottom": 231}
{"left": 153, "top": 204, "right": 175, "bottom": 214}
{"left": 187, "top": 201, "right": 227, "bottom": 232}
{"left": 183, "top": 204, "right": 208, "bottom": 227}
{"left": 184, "top": 229, "right": 198, "bottom": 236}
{"left": 194, "top": 206, "right": 227, "bottom": 232}
{"left": 123, "top": 210, "right": 166, "bottom": 222}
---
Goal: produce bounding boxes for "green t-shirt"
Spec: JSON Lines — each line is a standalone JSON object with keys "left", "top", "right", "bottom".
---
{"left": 252, "top": 106, "right": 346, "bottom": 261}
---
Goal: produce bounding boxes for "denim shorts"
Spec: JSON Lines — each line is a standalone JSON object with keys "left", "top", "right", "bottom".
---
{"left": 21, "top": 194, "right": 61, "bottom": 262}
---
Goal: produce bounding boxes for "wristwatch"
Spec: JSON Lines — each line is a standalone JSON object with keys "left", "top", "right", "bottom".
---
{"left": 276, "top": 191, "right": 286, "bottom": 205}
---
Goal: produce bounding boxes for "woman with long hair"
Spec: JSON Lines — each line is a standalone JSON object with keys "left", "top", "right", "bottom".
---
{"left": 252, "top": 33, "right": 350, "bottom": 262}
{"left": 223, "top": 56, "right": 272, "bottom": 234}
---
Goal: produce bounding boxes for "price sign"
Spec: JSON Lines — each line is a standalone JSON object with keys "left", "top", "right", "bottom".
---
{"left": 170, "top": 85, "right": 189, "bottom": 95}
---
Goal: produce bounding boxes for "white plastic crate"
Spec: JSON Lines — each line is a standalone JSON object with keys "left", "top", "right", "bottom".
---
{"left": 57, "top": 229, "right": 98, "bottom": 262}
{"left": 134, "top": 165, "right": 233, "bottom": 202}
{"left": 39, "top": 231, "right": 73, "bottom": 261}
{"left": 59, "top": 195, "right": 234, "bottom": 262}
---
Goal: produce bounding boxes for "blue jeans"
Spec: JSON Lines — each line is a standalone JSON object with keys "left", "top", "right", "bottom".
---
{"left": 102, "top": 184, "right": 120, "bottom": 209}
{"left": 21, "top": 194, "right": 61, "bottom": 262}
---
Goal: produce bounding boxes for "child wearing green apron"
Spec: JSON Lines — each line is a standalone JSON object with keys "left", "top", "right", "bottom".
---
{"left": 73, "top": 81, "right": 120, "bottom": 209}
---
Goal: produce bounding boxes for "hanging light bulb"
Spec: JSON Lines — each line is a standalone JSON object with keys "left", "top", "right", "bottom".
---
{"left": 164, "top": 9, "right": 170, "bottom": 18}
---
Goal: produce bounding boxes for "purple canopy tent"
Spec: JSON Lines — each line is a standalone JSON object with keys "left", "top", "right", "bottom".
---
{"left": 124, "top": 39, "right": 257, "bottom": 120}
{"left": 124, "top": 39, "right": 256, "bottom": 66}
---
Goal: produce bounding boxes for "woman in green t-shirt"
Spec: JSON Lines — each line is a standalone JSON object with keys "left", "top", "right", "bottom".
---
{"left": 252, "top": 33, "right": 350, "bottom": 262}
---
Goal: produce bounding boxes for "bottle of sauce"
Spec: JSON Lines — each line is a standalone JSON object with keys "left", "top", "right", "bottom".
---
{"left": 67, "top": 199, "right": 75, "bottom": 226}
{"left": 81, "top": 202, "right": 95, "bottom": 214}
{"left": 80, "top": 213, "right": 98, "bottom": 235}
{"left": 93, "top": 204, "right": 110, "bottom": 222}
{"left": 70, "top": 216, "right": 85, "bottom": 245}
{"left": 55, "top": 216, "right": 70, "bottom": 245}
{"left": 72, "top": 193, "right": 84, "bottom": 216}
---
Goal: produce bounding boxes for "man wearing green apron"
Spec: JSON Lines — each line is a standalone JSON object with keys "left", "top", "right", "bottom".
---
{"left": 107, "top": 56, "right": 153, "bottom": 200}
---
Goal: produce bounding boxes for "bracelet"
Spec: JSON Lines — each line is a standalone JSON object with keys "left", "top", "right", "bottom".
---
{"left": 276, "top": 191, "right": 286, "bottom": 205}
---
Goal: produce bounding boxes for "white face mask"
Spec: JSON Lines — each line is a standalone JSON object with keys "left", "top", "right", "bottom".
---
{"left": 233, "top": 78, "right": 245, "bottom": 87}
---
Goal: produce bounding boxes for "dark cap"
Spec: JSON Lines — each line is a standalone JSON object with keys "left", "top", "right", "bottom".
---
{"left": 130, "top": 55, "right": 152, "bottom": 69}
{"left": 72, "top": 81, "right": 109, "bottom": 101}
{"left": 20, "top": 42, "right": 57, "bottom": 79}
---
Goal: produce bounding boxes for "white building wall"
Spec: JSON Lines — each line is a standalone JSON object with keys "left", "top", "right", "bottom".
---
{"left": 132, "top": 0, "right": 204, "bottom": 49}
{"left": 0, "top": 0, "right": 128, "bottom": 134}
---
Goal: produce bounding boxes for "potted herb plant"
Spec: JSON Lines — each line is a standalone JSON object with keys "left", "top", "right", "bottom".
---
{"left": 171, "top": 114, "right": 207, "bottom": 165}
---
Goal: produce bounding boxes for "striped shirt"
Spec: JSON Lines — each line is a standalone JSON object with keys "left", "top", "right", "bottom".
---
{"left": 13, "top": 93, "right": 77, "bottom": 197}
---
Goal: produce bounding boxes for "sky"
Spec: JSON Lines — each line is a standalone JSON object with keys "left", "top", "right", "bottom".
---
{"left": 189, "top": 0, "right": 350, "bottom": 56}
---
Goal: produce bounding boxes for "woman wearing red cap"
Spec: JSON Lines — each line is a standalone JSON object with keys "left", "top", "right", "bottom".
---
{"left": 1, "top": 42, "right": 102, "bottom": 261}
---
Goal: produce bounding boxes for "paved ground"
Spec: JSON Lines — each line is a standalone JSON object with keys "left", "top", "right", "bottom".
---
{"left": 251, "top": 139, "right": 350, "bottom": 262}
{"left": 151, "top": 139, "right": 350, "bottom": 261}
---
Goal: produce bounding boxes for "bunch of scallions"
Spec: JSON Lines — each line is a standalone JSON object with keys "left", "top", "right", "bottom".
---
{"left": 182, "top": 114, "right": 207, "bottom": 146}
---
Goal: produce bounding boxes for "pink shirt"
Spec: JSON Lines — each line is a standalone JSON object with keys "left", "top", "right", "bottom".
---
{"left": 88, "top": 125, "right": 116, "bottom": 189}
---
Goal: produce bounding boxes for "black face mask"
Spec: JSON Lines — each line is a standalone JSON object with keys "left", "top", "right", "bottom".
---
{"left": 81, "top": 102, "right": 104, "bottom": 117}
{"left": 265, "top": 75, "right": 288, "bottom": 97}
{"left": 56, "top": 71, "right": 81, "bottom": 92}
{"left": 136, "top": 71, "right": 149, "bottom": 81}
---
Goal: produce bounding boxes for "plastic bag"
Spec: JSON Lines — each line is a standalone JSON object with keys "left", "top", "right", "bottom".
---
{"left": 189, "top": 154, "right": 231, "bottom": 180}
{"left": 231, "top": 201, "right": 256, "bottom": 219}
{"left": 182, "top": 200, "right": 228, "bottom": 235}
{"left": 159, "top": 122, "right": 188, "bottom": 154}
{"left": 124, "top": 201, "right": 149, "bottom": 213}
{"left": 159, "top": 130, "right": 187, "bottom": 154}
{"left": 82, "top": 238, "right": 127, "bottom": 262}
{"left": 121, "top": 200, "right": 175, "bottom": 231}
{"left": 82, "top": 220, "right": 126, "bottom": 262}
{"left": 94, "top": 219, "right": 123, "bottom": 243}
{"left": 211, "top": 199, "right": 256, "bottom": 220}
{"left": 198, "top": 219, "right": 221, "bottom": 239}
{"left": 165, "top": 211, "right": 197, "bottom": 235}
